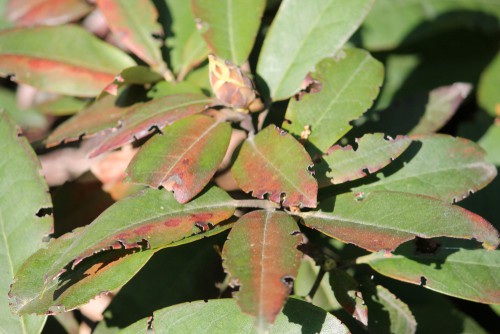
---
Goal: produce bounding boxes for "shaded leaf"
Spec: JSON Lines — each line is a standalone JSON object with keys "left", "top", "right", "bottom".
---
{"left": 257, "top": 0, "right": 375, "bottom": 100}
{"left": 222, "top": 211, "right": 303, "bottom": 329}
{"left": 360, "top": 0, "right": 500, "bottom": 51}
{"left": 46, "top": 94, "right": 130, "bottom": 147}
{"left": 409, "top": 83, "right": 472, "bottom": 135}
{"left": 97, "top": 229, "right": 229, "bottom": 331}
{"left": 358, "top": 239, "right": 500, "bottom": 304}
{"left": 479, "top": 122, "right": 500, "bottom": 166}
{"left": 0, "top": 25, "right": 135, "bottom": 96}
{"left": 300, "top": 191, "right": 499, "bottom": 252}
{"left": 0, "top": 110, "right": 52, "bottom": 333}
{"left": 478, "top": 51, "right": 500, "bottom": 117}
{"left": 6, "top": 0, "right": 92, "bottom": 27}
{"left": 319, "top": 133, "right": 411, "bottom": 186}
{"left": 191, "top": 0, "right": 266, "bottom": 65}
{"left": 0, "top": 87, "right": 48, "bottom": 131}
{"left": 330, "top": 269, "right": 368, "bottom": 326}
{"left": 9, "top": 224, "right": 230, "bottom": 316}
{"left": 232, "top": 125, "right": 317, "bottom": 208}
{"left": 353, "top": 135, "right": 497, "bottom": 203}
{"left": 283, "top": 49, "right": 384, "bottom": 152}
{"left": 38, "top": 95, "right": 88, "bottom": 116}
{"left": 126, "top": 114, "right": 231, "bottom": 203}
{"left": 119, "top": 298, "right": 349, "bottom": 334}
{"left": 89, "top": 94, "right": 213, "bottom": 157}
{"left": 96, "top": 0, "right": 167, "bottom": 74}
{"left": 41, "top": 186, "right": 235, "bottom": 284}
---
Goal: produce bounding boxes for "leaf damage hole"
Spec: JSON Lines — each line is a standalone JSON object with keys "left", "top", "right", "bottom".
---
{"left": 281, "top": 276, "right": 295, "bottom": 289}
{"left": 36, "top": 207, "right": 53, "bottom": 217}
{"left": 420, "top": 276, "right": 427, "bottom": 287}
{"left": 290, "top": 230, "right": 301, "bottom": 236}
{"left": 147, "top": 315, "right": 154, "bottom": 332}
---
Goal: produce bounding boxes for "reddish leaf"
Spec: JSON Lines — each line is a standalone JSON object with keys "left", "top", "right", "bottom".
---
{"left": 232, "top": 125, "right": 317, "bottom": 208}
{"left": 89, "top": 94, "right": 213, "bottom": 157}
{"left": 300, "top": 191, "right": 499, "bottom": 252}
{"left": 0, "top": 25, "right": 135, "bottom": 97}
{"left": 46, "top": 95, "right": 130, "bottom": 147}
{"left": 126, "top": 115, "right": 232, "bottom": 203}
{"left": 222, "top": 210, "right": 303, "bottom": 329}
{"left": 330, "top": 269, "right": 368, "bottom": 326}
{"left": 96, "top": 0, "right": 168, "bottom": 73}
{"left": 318, "top": 133, "right": 411, "bottom": 186}
{"left": 6, "top": 0, "right": 93, "bottom": 27}
{"left": 42, "top": 186, "right": 236, "bottom": 284}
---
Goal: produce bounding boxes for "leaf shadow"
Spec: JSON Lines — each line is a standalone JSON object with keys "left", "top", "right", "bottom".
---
{"left": 282, "top": 298, "right": 327, "bottom": 334}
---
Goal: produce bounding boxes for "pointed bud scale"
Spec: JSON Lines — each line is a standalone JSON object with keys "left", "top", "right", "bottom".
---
{"left": 208, "top": 54, "right": 261, "bottom": 112}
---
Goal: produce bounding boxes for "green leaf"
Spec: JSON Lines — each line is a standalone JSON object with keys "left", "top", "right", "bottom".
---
{"left": 257, "top": 0, "right": 375, "bottom": 101}
{"left": 126, "top": 115, "right": 232, "bottom": 203}
{"left": 222, "top": 211, "right": 303, "bottom": 329}
{"left": 6, "top": 0, "right": 93, "bottom": 27}
{"left": 232, "top": 125, "right": 317, "bottom": 208}
{"left": 9, "top": 224, "right": 230, "bottom": 316}
{"left": 363, "top": 285, "right": 417, "bottom": 334}
{"left": 96, "top": 229, "right": 229, "bottom": 331}
{"left": 358, "top": 239, "right": 500, "bottom": 304}
{"left": 164, "top": 0, "right": 209, "bottom": 79}
{"left": 0, "top": 25, "right": 135, "bottom": 97}
{"left": 353, "top": 135, "right": 497, "bottom": 203}
{"left": 96, "top": 0, "right": 168, "bottom": 74}
{"left": 119, "top": 298, "right": 349, "bottom": 333}
{"left": 46, "top": 94, "right": 130, "bottom": 147}
{"left": 329, "top": 269, "right": 368, "bottom": 325}
{"left": 0, "top": 111, "right": 52, "bottom": 333}
{"left": 318, "top": 134, "right": 411, "bottom": 186}
{"left": 409, "top": 83, "right": 473, "bottom": 135}
{"left": 38, "top": 96, "right": 89, "bottom": 116}
{"left": 41, "top": 186, "right": 235, "bottom": 284}
{"left": 360, "top": 0, "right": 500, "bottom": 51}
{"left": 89, "top": 94, "right": 213, "bottom": 157}
{"left": 300, "top": 191, "right": 499, "bottom": 252}
{"left": 147, "top": 81, "right": 203, "bottom": 99}
{"left": 479, "top": 122, "right": 500, "bottom": 166}
{"left": 0, "top": 87, "right": 48, "bottom": 131}
{"left": 283, "top": 49, "right": 384, "bottom": 152}
{"left": 478, "top": 52, "right": 500, "bottom": 117}
{"left": 191, "top": 0, "right": 266, "bottom": 65}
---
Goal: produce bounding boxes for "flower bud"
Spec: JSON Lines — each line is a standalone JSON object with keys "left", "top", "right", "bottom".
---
{"left": 208, "top": 54, "right": 261, "bottom": 112}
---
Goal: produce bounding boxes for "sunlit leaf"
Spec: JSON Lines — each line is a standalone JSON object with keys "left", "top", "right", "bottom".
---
{"left": 353, "top": 135, "right": 497, "bottom": 203}
{"left": 478, "top": 51, "right": 500, "bottom": 117}
{"left": 126, "top": 114, "right": 231, "bottom": 203}
{"left": 6, "top": 0, "right": 92, "bottom": 27}
{"left": 478, "top": 122, "right": 500, "bottom": 166}
{"left": 191, "top": 0, "right": 266, "bottom": 65}
{"left": 283, "top": 49, "right": 384, "bottom": 152}
{"left": 358, "top": 239, "right": 500, "bottom": 304}
{"left": 119, "top": 298, "right": 349, "bottom": 334}
{"left": 89, "top": 94, "right": 213, "bottom": 157}
{"left": 96, "top": 0, "right": 168, "bottom": 74}
{"left": 232, "top": 125, "right": 317, "bottom": 208}
{"left": 0, "top": 111, "right": 52, "bottom": 333}
{"left": 318, "top": 133, "right": 411, "bottom": 186}
{"left": 300, "top": 191, "right": 499, "bottom": 252}
{"left": 257, "top": 0, "right": 375, "bottom": 100}
{"left": 0, "top": 25, "right": 135, "bottom": 96}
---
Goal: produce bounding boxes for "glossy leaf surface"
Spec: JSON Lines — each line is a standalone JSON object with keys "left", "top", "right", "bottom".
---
{"left": 257, "top": 0, "right": 375, "bottom": 100}
{"left": 46, "top": 94, "right": 129, "bottom": 147}
{"left": 6, "top": 0, "right": 92, "bottom": 27}
{"left": 42, "top": 186, "right": 235, "bottom": 284}
{"left": 96, "top": 0, "right": 167, "bottom": 73}
{"left": 0, "top": 111, "right": 52, "bottom": 333}
{"left": 354, "top": 135, "right": 497, "bottom": 203}
{"left": 283, "top": 49, "right": 384, "bottom": 152}
{"left": 126, "top": 115, "right": 231, "bottom": 203}
{"left": 319, "top": 134, "right": 411, "bottom": 185}
{"left": 119, "top": 298, "right": 349, "bottom": 334}
{"left": 165, "top": 0, "right": 209, "bottom": 78}
{"left": 222, "top": 211, "right": 303, "bottom": 329}
{"left": 191, "top": 0, "right": 266, "bottom": 65}
{"left": 300, "top": 191, "right": 499, "bottom": 252}
{"left": 358, "top": 239, "right": 500, "bottom": 304}
{"left": 0, "top": 25, "right": 135, "bottom": 96}
{"left": 90, "top": 94, "right": 212, "bottom": 157}
{"left": 478, "top": 52, "right": 500, "bottom": 117}
{"left": 232, "top": 125, "right": 317, "bottom": 208}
